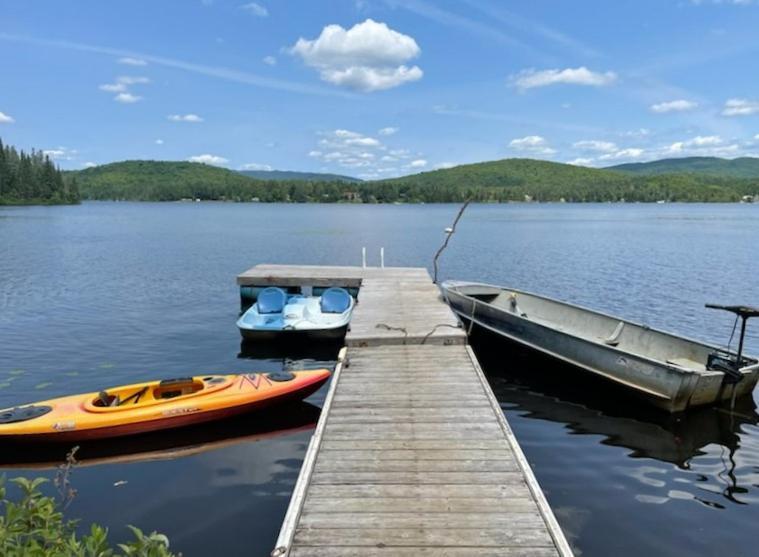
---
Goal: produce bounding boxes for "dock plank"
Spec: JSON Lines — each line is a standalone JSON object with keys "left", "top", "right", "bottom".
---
{"left": 292, "top": 527, "right": 555, "bottom": 548}
{"left": 240, "top": 265, "right": 572, "bottom": 556}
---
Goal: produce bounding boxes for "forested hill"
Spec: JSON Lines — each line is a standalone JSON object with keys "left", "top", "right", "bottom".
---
{"left": 378, "top": 158, "right": 759, "bottom": 202}
{"left": 607, "top": 156, "right": 759, "bottom": 178}
{"left": 238, "top": 169, "right": 360, "bottom": 182}
{"left": 0, "top": 138, "right": 79, "bottom": 205}
{"left": 72, "top": 160, "right": 358, "bottom": 202}
{"left": 69, "top": 158, "right": 759, "bottom": 203}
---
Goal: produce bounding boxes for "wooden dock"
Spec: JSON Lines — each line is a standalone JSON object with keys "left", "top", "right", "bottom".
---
{"left": 237, "top": 265, "right": 572, "bottom": 556}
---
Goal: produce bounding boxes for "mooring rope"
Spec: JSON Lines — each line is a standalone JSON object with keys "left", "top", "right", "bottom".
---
{"left": 420, "top": 323, "right": 462, "bottom": 345}
{"left": 376, "top": 323, "right": 408, "bottom": 344}
{"left": 432, "top": 200, "right": 471, "bottom": 284}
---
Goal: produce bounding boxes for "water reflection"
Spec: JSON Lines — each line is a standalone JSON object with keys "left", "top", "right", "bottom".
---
{"left": 237, "top": 339, "right": 342, "bottom": 364}
{"left": 0, "top": 402, "right": 320, "bottom": 470}
{"left": 472, "top": 328, "right": 759, "bottom": 508}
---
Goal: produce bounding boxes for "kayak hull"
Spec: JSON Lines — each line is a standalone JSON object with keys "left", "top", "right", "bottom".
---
{"left": 0, "top": 371, "right": 330, "bottom": 443}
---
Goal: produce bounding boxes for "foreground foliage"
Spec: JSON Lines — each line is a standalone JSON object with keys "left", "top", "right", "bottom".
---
{"left": 69, "top": 158, "right": 759, "bottom": 203}
{"left": 0, "top": 138, "right": 79, "bottom": 205}
{"left": 0, "top": 476, "right": 176, "bottom": 556}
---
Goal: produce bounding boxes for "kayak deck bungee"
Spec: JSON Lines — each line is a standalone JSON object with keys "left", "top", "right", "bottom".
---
{"left": 0, "top": 370, "right": 330, "bottom": 442}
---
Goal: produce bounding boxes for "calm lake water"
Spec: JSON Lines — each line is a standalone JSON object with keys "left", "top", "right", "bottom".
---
{"left": 1, "top": 201, "right": 758, "bottom": 556}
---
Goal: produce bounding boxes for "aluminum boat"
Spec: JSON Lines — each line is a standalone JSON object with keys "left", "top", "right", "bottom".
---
{"left": 442, "top": 281, "right": 759, "bottom": 412}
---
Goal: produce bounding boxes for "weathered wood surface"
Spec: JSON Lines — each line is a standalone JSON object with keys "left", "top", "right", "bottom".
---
{"left": 275, "top": 344, "right": 572, "bottom": 556}
{"left": 237, "top": 264, "right": 430, "bottom": 287}
{"left": 236, "top": 264, "right": 465, "bottom": 346}
{"left": 247, "top": 264, "right": 572, "bottom": 555}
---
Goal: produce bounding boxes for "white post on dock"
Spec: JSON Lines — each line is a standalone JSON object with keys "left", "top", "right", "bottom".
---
{"left": 362, "top": 247, "right": 367, "bottom": 268}
{"left": 380, "top": 247, "right": 385, "bottom": 268}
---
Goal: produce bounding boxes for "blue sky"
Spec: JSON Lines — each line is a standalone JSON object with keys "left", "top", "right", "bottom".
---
{"left": 2, "top": 0, "right": 759, "bottom": 177}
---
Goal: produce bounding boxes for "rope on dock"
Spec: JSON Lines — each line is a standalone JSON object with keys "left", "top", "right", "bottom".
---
{"left": 420, "top": 323, "right": 462, "bottom": 344}
{"left": 376, "top": 323, "right": 408, "bottom": 344}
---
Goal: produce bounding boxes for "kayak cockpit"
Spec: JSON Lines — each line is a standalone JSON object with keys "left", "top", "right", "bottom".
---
{"left": 85, "top": 376, "right": 233, "bottom": 412}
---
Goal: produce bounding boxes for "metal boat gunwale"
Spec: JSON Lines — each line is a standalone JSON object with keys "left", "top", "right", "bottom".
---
{"left": 443, "top": 280, "right": 759, "bottom": 376}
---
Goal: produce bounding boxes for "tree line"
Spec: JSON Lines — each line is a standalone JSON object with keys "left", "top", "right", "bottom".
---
{"left": 71, "top": 159, "right": 759, "bottom": 204}
{"left": 0, "top": 138, "right": 79, "bottom": 205}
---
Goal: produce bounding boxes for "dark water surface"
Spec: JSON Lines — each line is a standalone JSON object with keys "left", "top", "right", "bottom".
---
{"left": 1, "top": 202, "right": 758, "bottom": 556}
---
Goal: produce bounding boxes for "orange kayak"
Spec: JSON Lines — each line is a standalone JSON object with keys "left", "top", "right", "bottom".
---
{"left": 0, "top": 370, "right": 330, "bottom": 443}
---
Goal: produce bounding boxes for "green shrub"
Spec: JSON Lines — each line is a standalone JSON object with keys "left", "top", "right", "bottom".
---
{"left": 0, "top": 475, "right": 177, "bottom": 556}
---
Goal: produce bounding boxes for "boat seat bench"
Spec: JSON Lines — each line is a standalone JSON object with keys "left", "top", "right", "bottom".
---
{"left": 666, "top": 357, "right": 706, "bottom": 372}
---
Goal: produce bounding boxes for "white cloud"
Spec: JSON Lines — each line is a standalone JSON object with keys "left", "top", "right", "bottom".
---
{"left": 663, "top": 135, "right": 741, "bottom": 157}
{"left": 573, "top": 140, "right": 618, "bottom": 153}
{"left": 434, "top": 161, "right": 456, "bottom": 169}
{"left": 188, "top": 154, "right": 228, "bottom": 165}
{"left": 512, "top": 66, "right": 617, "bottom": 91}
{"left": 308, "top": 128, "right": 419, "bottom": 178}
{"left": 99, "top": 75, "right": 149, "bottom": 101}
{"left": 2, "top": 34, "right": 356, "bottom": 99}
{"left": 378, "top": 126, "right": 398, "bottom": 136}
{"left": 691, "top": 135, "right": 723, "bottom": 146}
{"left": 114, "top": 92, "right": 142, "bottom": 103}
{"left": 722, "top": 98, "right": 759, "bottom": 116}
{"left": 0, "top": 111, "right": 14, "bottom": 124}
{"left": 509, "top": 135, "right": 556, "bottom": 155}
{"left": 345, "top": 136, "right": 380, "bottom": 147}
{"left": 118, "top": 57, "right": 147, "bottom": 66}
{"left": 117, "top": 76, "right": 150, "bottom": 85}
{"left": 168, "top": 113, "right": 204, "bottom": 122}
{"left": 263, "top": 55, "right": 276, "bottom": 66}
{"left": 650, "top": 99, "right": 698, "bottom": 113}
{"left": 241, "top": 2, "right": 268, "bottom": 16}
{"left": 599, "top": 148, "right": 645, "bottom": 161}
{"left": 290, "top": 19, "right": 423, "bottom": 92}
{"left": 755, "top": 134, "right": 759, "bottom": 140}
{"left": 239, "top": 162, "right": 273, "bottom": 171}
{"left": 155, "top": 139, "right": 164, "bottom": 145}
{"left": 83, "top": 161, "right": 97, "bottom": 168}
{"left": 99, "top": 83, "right": 126, "bottom": 92}
{"left": 43, "top": 147, "right": 78, "bottom": 161}
{"left": 621, "top": 128, "right": 651, "bottom": 138}
{"left": 567, "top": 158, "right": 594, "bottom": 166}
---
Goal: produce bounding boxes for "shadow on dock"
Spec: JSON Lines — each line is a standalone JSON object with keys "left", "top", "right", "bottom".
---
{"left": 0, "top": 402, "right": 321, "bottom": 470}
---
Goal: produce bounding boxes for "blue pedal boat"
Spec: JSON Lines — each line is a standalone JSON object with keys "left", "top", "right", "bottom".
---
{"left": 236, "top": 287, "right": 355, "bottom": 341}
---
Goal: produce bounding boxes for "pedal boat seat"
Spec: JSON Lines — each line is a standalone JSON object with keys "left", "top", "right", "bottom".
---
{"left": 320, "top": 288, "right": 352, "bottom": 314}
{"left": 257, "top": 287, "right": 287, "bottom": 314}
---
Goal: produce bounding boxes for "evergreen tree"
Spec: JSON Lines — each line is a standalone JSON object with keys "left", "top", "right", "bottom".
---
{"left": 0, "top": 138, "right": 79, "bottom": 205}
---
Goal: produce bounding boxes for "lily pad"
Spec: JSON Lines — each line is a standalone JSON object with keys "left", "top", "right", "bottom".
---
{"left": 64, "top": 371, "right": 80, "bottom": 377}
{"left": 8, "top": 370, "right": 25, "bottom": 376}
{"left": 98, "top": 363, "right": 115, "bottom": 369}
{"left": 0, "top": 382, "right": 11, "bottom": 389}
{"left": 34, "top": 382, "right": 53, "bottom": 390}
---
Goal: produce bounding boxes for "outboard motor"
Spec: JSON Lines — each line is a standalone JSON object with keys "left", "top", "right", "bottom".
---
{"left": 705, "top": 304, "right": 759, "bottom": 384}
